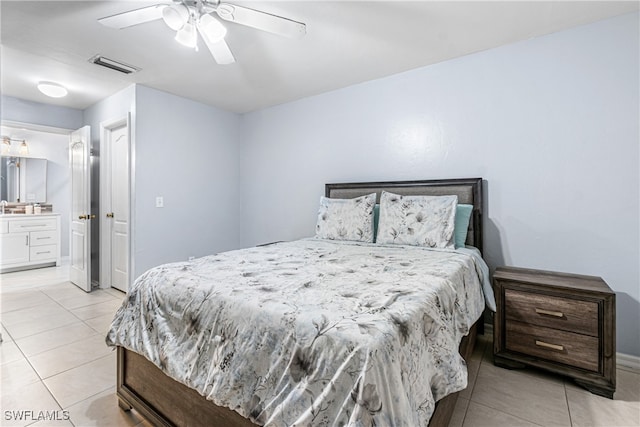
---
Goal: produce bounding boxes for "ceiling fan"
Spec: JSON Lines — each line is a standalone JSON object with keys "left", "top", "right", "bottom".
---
{"left": 98, "top": 0, "right": 306, "bottom": 65}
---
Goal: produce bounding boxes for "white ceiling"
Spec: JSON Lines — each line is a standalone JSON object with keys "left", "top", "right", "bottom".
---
{"left": 1, "top": 1, "right": 637, "bottom": 114}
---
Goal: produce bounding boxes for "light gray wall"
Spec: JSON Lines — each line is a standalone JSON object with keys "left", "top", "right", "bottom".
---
{"left": 239, "top": 13, "right": 640, "bottom": 356}
{"left": 1, "top": 95, "right": 83, "bottom": 130}
{"left": 83, "top": 85, "right": 136, "bottom": 284}
{"left": 133, "top": 85, "right": 242, "bottom": 277}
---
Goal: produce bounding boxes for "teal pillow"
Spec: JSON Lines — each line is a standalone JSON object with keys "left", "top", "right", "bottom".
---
{"left": 455, "top": 204, "right": 473, "bottom": 248}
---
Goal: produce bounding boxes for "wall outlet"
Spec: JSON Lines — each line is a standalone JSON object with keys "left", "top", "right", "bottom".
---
{"left": 155, "top": 196, "right": 164, "bottom": 208}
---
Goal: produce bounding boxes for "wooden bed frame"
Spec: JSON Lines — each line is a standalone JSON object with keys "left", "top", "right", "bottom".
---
{"left": 116, "top": 178, "right": 485, "bottom": 427}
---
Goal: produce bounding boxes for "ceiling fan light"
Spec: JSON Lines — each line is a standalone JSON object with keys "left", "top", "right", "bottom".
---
{"left": 162, "top": 4, "right": 189, "bottom": 31}
{"left": 175, "top": 22, "right": 197, "bottom": 49}
{"left": 37, "top": 81, "right": 68, "bottom": 98}
{"left": 199, "top": 14, "right": 227, "bottom": 44}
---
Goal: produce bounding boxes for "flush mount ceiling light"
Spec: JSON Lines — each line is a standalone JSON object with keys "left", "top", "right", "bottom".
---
{"left": 98, "top": 0, "right": 306, "bottom": 65}
{"left": 37, "top": 81, "right": 68, "bottom": 98}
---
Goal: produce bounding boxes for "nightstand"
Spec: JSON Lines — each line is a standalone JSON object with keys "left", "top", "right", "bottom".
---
{"left": 493, "top": 266, "right": 616, "bottom": 398}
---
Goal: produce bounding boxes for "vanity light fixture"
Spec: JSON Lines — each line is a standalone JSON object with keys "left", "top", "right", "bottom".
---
{"left": 1, "top": 137, "right": 10, "bottom": 155}
{"left": 37, "top": 81, "right": 68, "bottom": 98}
{"left": 1, "top": 136, "right": 29, "bottom": 156}
{"left": 19, "top": 140, "right": 29, "bottom": 156}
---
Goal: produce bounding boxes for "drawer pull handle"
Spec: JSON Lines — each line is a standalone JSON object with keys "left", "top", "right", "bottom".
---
{"left": 36, "top": 237, "right": 51, "bottom": 240}
{"left": 535, "top": 308, "right": 564, "bottom": 318}
{"left": 535, "top": 340, "right": 564, "bottom": 351}
{"left": 36, "top": 251, "right": 51, "bottom": 255}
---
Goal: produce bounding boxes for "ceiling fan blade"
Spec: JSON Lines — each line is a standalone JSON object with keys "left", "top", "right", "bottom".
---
{"left": 98, "top": 5, "right": 166, "bottom": 29}
{"left": 215, "top": 3, "right": 306, "bottom": 39}
{"left": 198, "top": 26, "right": 236, "bottom": 65}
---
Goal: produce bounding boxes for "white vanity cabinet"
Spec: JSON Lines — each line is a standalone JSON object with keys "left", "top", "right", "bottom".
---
{"left": 0, "top": 214, "right": 61, "bottom": 273}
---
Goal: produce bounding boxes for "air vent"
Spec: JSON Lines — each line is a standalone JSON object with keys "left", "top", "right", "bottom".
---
{"left": 89, "top": 55, "right": 140, "bottom": 74}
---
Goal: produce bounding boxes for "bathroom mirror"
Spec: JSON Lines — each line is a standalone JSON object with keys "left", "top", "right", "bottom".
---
{"left": 0, "top": 156, "right": 47, "bottom": 203}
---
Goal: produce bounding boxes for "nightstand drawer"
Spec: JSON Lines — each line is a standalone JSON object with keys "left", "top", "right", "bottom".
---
{"left": 505, "top": 288, "right": 598, "bottom": 336}
{"left": 506, "top": 321, "right": 599, "bottom": 372}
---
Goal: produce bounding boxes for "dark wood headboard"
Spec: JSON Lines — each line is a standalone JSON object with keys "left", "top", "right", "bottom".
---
{"left": 325, "top": 178, "right": 483, "bottom": 253}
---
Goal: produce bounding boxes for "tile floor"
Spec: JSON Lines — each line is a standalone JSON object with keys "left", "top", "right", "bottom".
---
{"left": 1, "top": 265, "right": 639, "bottom": 427}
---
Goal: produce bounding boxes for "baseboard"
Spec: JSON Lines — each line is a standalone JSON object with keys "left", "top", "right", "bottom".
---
{"left": 617, "top": 352, "right": 640, "bottom": 372}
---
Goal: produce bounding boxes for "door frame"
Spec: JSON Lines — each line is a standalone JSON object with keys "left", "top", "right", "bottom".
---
{"left": 99, "top": 114, "right": 134, "bottom": 290}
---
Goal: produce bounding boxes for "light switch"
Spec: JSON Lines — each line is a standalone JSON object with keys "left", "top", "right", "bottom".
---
{"left": 155, "top": 196, "right": 164, "bottom": 208}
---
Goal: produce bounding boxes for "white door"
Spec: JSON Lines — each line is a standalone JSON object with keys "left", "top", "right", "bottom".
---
{"left": 69, "top": 126, "right": 92, "bottom": 292}
{"left": 105, "top": 120, "right": 130, "bottom": 292}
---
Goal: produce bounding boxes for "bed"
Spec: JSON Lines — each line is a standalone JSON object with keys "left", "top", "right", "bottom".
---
{"left": 108, "top": 178, "right": 489, "bottom": 427}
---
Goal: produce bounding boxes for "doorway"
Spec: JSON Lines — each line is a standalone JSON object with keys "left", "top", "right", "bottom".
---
{"left": 100, "top": 116, "right": 131, "bottom": 293}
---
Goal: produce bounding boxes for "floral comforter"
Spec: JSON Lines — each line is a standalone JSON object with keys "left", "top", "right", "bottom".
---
{"left": 106, "top": 239, "right": 487, "bottom": 426}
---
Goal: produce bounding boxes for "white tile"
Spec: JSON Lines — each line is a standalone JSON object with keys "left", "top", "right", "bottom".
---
{"left": 39, "top": 284, "right": 91, "bottom": 302}
{"left": 38, "top": 280, "right": 81, "bottom": 300}
{"left": 27, "top": 334, "right": 113, "bottom": 379}
{"left": 462, "top": 401, "right": 543, "bottom": 427}
{"left": 71, "top": 299, "right": 122, "bottom": 321}
{"left": 55, "top": 292, "right": 119, "bottom": 310}
{"left": 1, "top": 339, "right": 24, "bottom": 365}
{"left": 66, "top": 388, "right": 144, "bottom": 427}
{"left": 15, "top": 322, "right": 98, "bottom": 357}
{"left": 44, "top": 353, "right": 116, "bottom": 408}
{"left": 1, "top": 357, "right": 40, "bottom": 390}
{"left": 0, "top": 381, "right": 62, "bottom": 427}
{"left": 85, "top": 313, "right": 117, "bottom": 335}
{"left": 29, "top": 418, "right": 74, "bottom": 427}
{"left": 103, "top": 287, "right": 127, "bottom": 299}
{"left": 3, "top": 311, "right": 82, "bottom": 340}
{"left": 0, "top": 291, "right": 53, "bottom": 313}
{"left": 1, "top": 266, "right": 70, "bottom": 293}
{"left": 1, "top": 302, "right": 70, "bottom": 326}
{"left": 566, "top": 369, "right": 640, "bottom": 427}
{"left": 2, "top": 324, "right": 13, "bottom": 341}
{"left": 471, "top": 360, "right": 570, "bottom": 426}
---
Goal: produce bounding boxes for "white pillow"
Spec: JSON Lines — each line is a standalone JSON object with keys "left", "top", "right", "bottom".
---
{"left": 376, "top": 191, "right": 457, "bottom": 249}
{"left": 315, "top": 193, "right": 376, "bottom": 243}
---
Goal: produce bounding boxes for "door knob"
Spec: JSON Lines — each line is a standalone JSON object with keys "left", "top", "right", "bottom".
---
{"left": 79, "top": 215, "right": 87, "bottom": 220}
{"left": 106, "top": 213, "right": 114, "bottom": 218}
{"left": 90, "top": 214, "right": 96, "bottom": 219}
